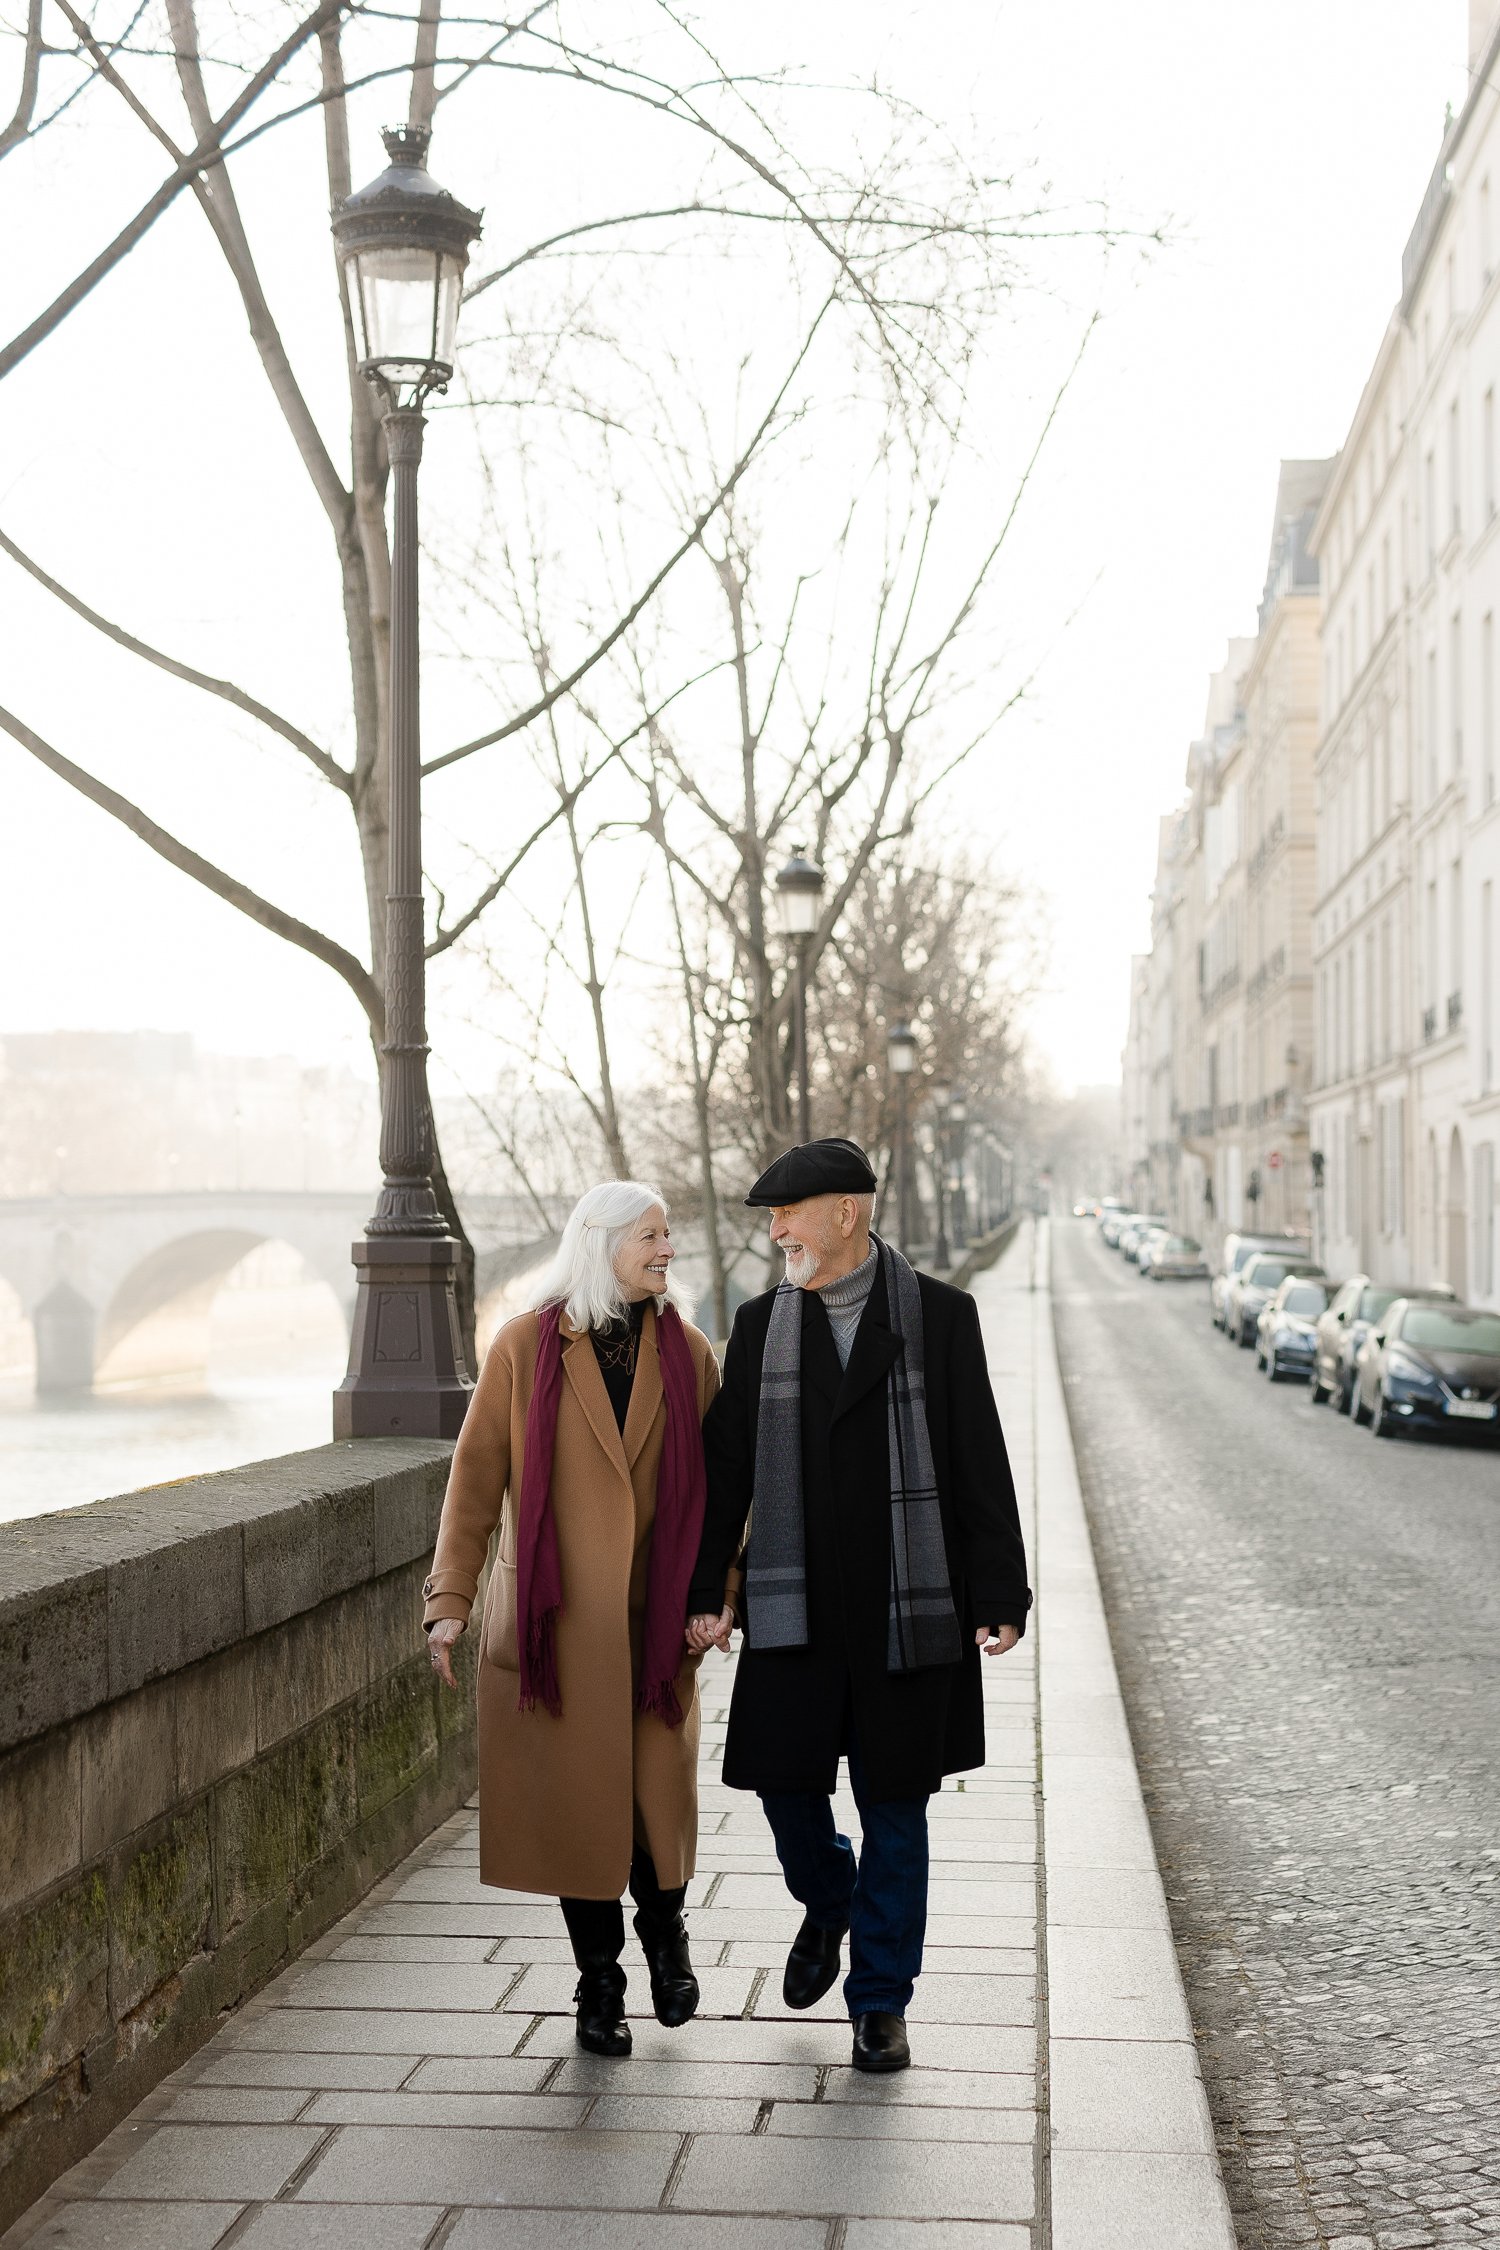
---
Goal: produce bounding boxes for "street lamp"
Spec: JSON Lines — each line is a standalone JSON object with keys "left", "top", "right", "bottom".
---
{"left": 886, "top": 1021, "right": 917, "bottom": 1253}
{"left": 929, "top": 1082, "right": 952, "bottom": 1271}
{"left": 331, "top": 128, "right": 483, "bottom": 1440}
{"left": 948, "top": 1093, "right": 969, "bottom": 1252}
{"left": 774, "top": 845, "right": 825, "bottom": 1142}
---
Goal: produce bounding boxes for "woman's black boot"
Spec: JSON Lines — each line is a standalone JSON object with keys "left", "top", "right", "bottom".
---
{"left": 573, "top": 1957, "right": 632, "bottom": 2057}
{"left": 633, "top": 1907, "right": 700, "bottom": 2027}
{"left": 560, "top": 1896, "right": 632, "bottom": 2058}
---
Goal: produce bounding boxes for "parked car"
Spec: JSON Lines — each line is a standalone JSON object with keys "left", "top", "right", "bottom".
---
{"left": 1255, "top": 1275, "right": 1331, "bottom": 1379}
{"left": 1225, "top": 1249, "right": 1325, "bottom": 1347}
{"left": 1351, "top": 1300, "right": 1500, "bottom": 1438}
{"left": 1119, "top": 1215, "right": 1168, "bottom": 1262}
{"left": 1147, "top": 1233, "right": 1209, "bottom": 1280}
{"left": 1131, "top": 1224, "right": 1172, "bottom": 1271}
{"left": 1312, "top": 1277, "right": 1457, "bottom": 1409}
{"left": 1100, "top": 1206, "right": 1135, "bottom": 1247}
{"left": 1211, "top": 1232, "right": 1309, "bottom": 1329}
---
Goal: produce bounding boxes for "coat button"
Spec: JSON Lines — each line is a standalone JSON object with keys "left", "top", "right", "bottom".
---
{"left": 423, "top": 1578, "right": 434, "bottom": 1596}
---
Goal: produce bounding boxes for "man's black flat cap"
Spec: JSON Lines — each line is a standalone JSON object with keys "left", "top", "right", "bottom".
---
{"left": 744, "top": 1137, "right": 878, "bottom": 1207}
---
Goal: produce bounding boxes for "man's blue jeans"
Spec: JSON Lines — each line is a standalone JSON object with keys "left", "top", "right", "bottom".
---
{"left": 759, "top": 1733, "right": 930, "bottom": 2016}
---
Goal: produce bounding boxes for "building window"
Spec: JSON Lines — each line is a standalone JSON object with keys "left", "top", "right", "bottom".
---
{"left": 1451, "top": 855, "right": 1464, "bottom": 1014}
{"left": 1486, "top": 388, "right": 1497, "bottom": 520}
{"left": 1452, "top": 610, "right": 1464, "bottom": 769}
{"left": 1485, "top": 612, "right": 1496, "bottom": 804}
{"left": 1476, "top": 1143, "right": 1495, "bottom": 1300}
{"left": 1485, "top": 177, "right": 1494, "bottom": 284}
{"left": 1380, "top": 913, "right": 1392, "bottom": 1061}
{"left": 1427, "top": 647, "right": 1439, "bottom": 796}
{"left": 1484, "top": 880, "right": 1494, "bottom": 1092}
{"left": 1450, "top": 398, "right": 1461, "bottom": 538}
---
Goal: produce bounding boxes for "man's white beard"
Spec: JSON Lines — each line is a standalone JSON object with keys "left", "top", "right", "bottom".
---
{"left": 783, "top": 1245, "right": 819, "bottom": 1289}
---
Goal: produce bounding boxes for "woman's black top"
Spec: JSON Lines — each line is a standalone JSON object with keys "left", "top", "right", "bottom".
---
{"left": 591, "top": 1298, "right": 647, "bottom": 1433}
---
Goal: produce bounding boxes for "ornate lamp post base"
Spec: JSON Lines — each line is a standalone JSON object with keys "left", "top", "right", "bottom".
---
{"left": 333, "top": 1236, "right": 472, "bottom": 1438}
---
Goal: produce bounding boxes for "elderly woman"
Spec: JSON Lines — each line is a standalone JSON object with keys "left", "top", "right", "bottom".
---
{"left": 423, "top": 1181, "right": 722, "bottom": 2059}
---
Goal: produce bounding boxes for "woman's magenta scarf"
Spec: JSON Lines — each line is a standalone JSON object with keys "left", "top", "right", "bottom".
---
{"left": 515, "top": 1298, "right": 707, "bottom": 1727}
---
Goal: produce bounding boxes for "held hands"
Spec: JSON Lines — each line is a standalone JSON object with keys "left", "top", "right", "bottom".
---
{"left": 977, "top": 1625, "right": 1020, "bottom": 1657}
{"left": 427, "top": 1615, "right": 465, "bottom": 1689}
{"left": 685, "top": 1608, "right": 735, "bottom": 1656}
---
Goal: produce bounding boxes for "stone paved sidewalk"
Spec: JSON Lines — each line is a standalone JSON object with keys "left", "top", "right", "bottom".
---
{"left": 5, "top": 1221, "right": 1233, "bottom": 2250}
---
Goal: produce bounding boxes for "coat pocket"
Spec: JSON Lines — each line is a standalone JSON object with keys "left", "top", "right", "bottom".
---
{"left": 482, "top": 1558, "right": 520, "bottom": 1672}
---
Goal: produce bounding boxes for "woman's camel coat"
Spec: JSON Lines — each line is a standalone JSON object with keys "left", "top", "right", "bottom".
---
{"left": 421, "top": 1302, "right": 721, "bottom": 1899}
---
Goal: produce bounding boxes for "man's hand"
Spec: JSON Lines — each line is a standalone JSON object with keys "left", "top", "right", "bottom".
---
{"left": 428, "top": 1615, "right": 465, "bottom": 1689}
{"left": 976, "top": 1625, "right": 1021, "bottom": 1658}
{"left": 686, "top": 1609, "right": 734, "bottom": 1655}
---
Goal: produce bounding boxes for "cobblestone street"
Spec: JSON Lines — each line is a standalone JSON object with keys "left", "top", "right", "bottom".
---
{"left": 1053, "top": 1217, "right": 1500, "bottom": 2250}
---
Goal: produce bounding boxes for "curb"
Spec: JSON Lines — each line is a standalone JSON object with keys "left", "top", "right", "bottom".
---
{"left": 1031, "top": 1217, "right": 1237, "bottom": 2250}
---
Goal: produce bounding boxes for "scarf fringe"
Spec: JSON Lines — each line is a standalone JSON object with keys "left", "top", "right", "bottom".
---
{"left": 519, "top": 1608, "right": 562, "bottom": 1718}
{"left": 635, "top": 1677, "right": 684, "bottom": 1729}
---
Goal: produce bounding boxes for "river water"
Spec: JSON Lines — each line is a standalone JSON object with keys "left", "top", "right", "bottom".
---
{"left": 0, "top": 1279, "right": 349, "bottom": 1524}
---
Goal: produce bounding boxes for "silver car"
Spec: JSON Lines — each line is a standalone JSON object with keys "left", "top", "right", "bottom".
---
{"left": 1211, "top": 1232, "right": 1302, "bottom": 1329}
{"left": 1225, "top": 1250, "right": 1325, "bottom": 1348}
{"left": 1148, "top": 1232, "right": 1209, "bottom": 1280}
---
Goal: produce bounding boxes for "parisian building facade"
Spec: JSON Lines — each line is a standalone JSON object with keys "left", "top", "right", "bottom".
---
{"left": 1121, "top": 4, "right": 1500, "bottom": 1309}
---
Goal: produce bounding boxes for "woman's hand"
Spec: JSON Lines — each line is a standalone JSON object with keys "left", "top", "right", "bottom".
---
{"left": 685, "top": 1609, "right": 734, "bottom": 1655}
{"left": 976, "top": 1625, "right": 1021, "bottom": 1658}
{"left": 428, "top": 1616, "right": 465, "bottom": 1689}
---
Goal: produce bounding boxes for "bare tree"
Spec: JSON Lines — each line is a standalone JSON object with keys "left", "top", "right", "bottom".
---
{"left": 2, "top": 0, "right": 1140, "bottom": 1349}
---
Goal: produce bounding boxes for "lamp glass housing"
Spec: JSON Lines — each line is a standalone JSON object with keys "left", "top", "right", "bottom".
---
{"left": 774, "top": 847, "right": 825, "bottom": 938}
{"left": 351, "top": 245, "right": 466, "bottom": 378}
{"left": 887, "top": 1024, "right": 917, "bottom": 1075}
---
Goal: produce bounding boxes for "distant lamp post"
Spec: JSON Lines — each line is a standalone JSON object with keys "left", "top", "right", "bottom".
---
{"left": 775, "top": 845, "right": 825, "bottom": 1142}
{"left": 887, "top": 1021, "right": 918, "bottom": 1253}
{"left": 948, "top": 1093, "right": 969, "bottom": 1252}
{"left": 331, "top": 128, "right": 483, "bottom": 1440}
{"left": 929, "top": 1082, "right": 952, "bottom": 1270}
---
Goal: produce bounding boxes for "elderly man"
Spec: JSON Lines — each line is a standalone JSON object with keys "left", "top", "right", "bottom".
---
{"left": 686, "top": 1137, "right": 1031, "bottom": 2073}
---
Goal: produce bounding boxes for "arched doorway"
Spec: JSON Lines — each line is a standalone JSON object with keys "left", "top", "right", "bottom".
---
{"left": 1446, "top": 1127, "right": 1468, "bottom": 1298}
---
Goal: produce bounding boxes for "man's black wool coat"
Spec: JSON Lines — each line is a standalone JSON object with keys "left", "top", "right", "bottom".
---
{"left": 687, "top": 1261, "right": 1032, "bottom": 1801}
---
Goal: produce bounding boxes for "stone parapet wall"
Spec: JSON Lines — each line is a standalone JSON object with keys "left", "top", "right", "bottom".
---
{"left": 0, "top": 1437, "right": 473, "bottom": 2234}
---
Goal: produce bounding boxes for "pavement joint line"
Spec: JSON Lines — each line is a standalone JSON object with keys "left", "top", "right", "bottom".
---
{"left": 659, "top": 2128, "right": 694, "bottom": 2206}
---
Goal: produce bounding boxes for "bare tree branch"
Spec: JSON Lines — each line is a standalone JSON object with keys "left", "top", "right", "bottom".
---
{"left": 0, "top": 0, "right": 43, "bottom": 155}
{"left": 0, "top": 701, "right": 382, "bottom": 1028}
{"left": 423, "top": 290, "right": 835, "bottom": 774}
{"left": 0, "top": 525, "right": 351, "bottom": 793}
{"left": 0, "top": 0, "right": 348, "bottom": 383}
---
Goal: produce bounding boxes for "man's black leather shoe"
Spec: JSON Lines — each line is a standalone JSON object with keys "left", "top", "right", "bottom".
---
{"left": 573, "top": 1962, "right": 632, "bottom": 2057}
{"left": 851, "top": 2011, "right": 910, "bottom": 2072}
{"left": 782, "top": 1913, "right": 847, "bottom": 2009}
{"left": 634, "top": 1911, "right": 700, "bottom": 2027}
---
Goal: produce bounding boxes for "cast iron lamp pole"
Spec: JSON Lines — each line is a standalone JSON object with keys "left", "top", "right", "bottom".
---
{"left": 930, "top": 1081, "right": 952, "bottom": 1270}
{"left": 774, "top": 846, "right": 825, "bottom": 1142}
{"left": 949, "top": 1092, "right": 969, "bottom": 1252}
{"left": 331, "top": 127, "right": 483, "bottom": 1439}
{"left": 887, "top": 1022, "right": 917, "bottom": 1253}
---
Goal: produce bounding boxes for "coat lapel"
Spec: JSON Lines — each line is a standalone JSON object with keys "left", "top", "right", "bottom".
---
{"left": 832, "top": 1259, "right": 902, "bottom": 1423}
{"left": 561, "top": 1323, "right": 631, "bottom": 1483}
{"left": 800, "top": 1289, "right": 842, "bottom": 1419}
{"left": 623, "top": 1302, "right": 665, "bottom": 1467}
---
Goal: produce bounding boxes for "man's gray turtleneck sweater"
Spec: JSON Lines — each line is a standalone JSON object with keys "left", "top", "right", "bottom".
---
{"left": 817, "top": 1245, "right": 878, "bottom": 1368}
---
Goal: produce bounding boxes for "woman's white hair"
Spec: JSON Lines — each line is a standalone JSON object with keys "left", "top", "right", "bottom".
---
{"left": 534, "top": 1179, "right": 670, "bottom": 1333}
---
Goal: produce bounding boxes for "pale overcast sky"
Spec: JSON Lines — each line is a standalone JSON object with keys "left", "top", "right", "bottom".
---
{"left": 0, "top": 2, "right": 1474, "bottom": 1095}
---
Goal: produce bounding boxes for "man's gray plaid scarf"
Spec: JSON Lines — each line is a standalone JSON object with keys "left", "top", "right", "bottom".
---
{"left": 745, "top": 1234, "right": 962, "bottom": 1671}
